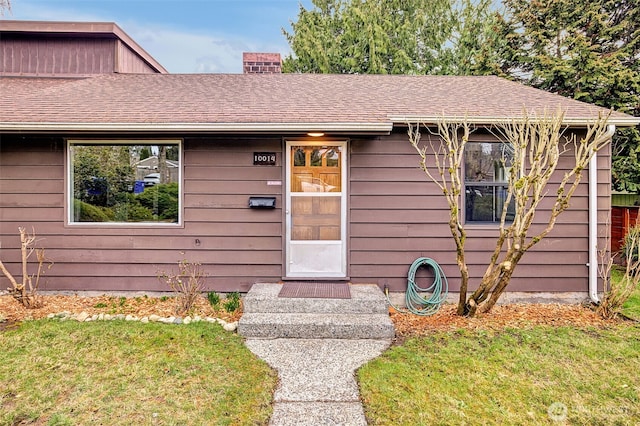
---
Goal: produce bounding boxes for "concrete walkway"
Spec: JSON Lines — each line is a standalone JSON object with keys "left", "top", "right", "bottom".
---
{"left": 245, "top": 338, "right": 391, "bottom": 426}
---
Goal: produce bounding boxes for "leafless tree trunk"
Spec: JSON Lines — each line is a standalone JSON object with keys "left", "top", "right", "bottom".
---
{"left": 158, "top": 146, "right": 168, "bottom": 184}
{"left": 409, "top": 121, "right": 470, "bottom": 315}
{"left": 409, "top": 109, "right": 612, "bottom": 316}
{"left": 0, "top": 227, "right": 51, "bottom": 308}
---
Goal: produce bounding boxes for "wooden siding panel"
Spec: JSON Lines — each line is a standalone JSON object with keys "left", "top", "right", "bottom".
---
{"left": 116, "top": 41, "right": 158, "bottom": 74}
{"left": 187, "top": 180, "right": 282, "bottom": 195}
{"left": 1, "top": 37, "right": 115, "bottom": 75}
{"left": 4, "top": 263, "right": 282, "bottom": 279}
{"left": 0, "top": 130, "right": 605, "bottom": 294}
{"left": 30, "top": 276, "right": 261, "bottom": 293}
{"left": 1, "top": 249, "right": 282, "bottom": 265}
{"left": 349, "top": 131, "right": 596, "bottom": 292}
{"left": 186, "top": 166, "right": 282, "bottom": 180}
{"left": 185, "top": 194, "right": 282, "bottom": 208}
{"left": 185, "top": 208, "right": 282, "bottom": 223}
{"left": 0, "top": 179, "right": 64, "bottom": 194}
{"left": 0, "top": 136, "right": 284, "bottom": 291}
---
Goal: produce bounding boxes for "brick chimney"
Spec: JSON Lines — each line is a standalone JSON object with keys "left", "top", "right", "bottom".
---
{"left": 243, "top": 52, "right": 282, "bottom": 74}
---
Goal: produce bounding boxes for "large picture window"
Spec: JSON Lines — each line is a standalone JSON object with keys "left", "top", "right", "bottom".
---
{"left": 68, "top": 140, "right": 181, "bottom": 225}
{"left": 464, "top": 142, "right": 514, "bottom": 223}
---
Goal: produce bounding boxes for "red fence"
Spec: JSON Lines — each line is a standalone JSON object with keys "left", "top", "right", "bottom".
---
{"left": 611, "top": 206, "right": 640, "bottom": 254}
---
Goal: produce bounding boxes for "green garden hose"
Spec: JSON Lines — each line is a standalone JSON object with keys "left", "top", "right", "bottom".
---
{"left": 385, "top": 257, "right": 448, "bottom": 316}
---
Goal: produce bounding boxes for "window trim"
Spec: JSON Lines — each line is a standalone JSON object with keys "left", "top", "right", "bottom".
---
{"left": 66, "top": 139, "right": 183, "bottom": 227}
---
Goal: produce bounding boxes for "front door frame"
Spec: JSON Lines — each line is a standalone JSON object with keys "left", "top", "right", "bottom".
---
{"left": 285, "top": 140, "right": 348, "bottom": 278}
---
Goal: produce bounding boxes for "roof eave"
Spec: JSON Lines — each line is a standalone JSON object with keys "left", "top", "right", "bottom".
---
{"left": 0, "top": 122, "right": 394, "bottom": 135}
{"left": 389, "top": 115, "right": 640, "bottom": 127}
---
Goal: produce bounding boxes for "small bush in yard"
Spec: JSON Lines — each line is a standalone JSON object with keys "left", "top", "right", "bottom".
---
{"left": 158, "top": 259, "right": 207, "bottom": 315}
{"left": 622, "top": 225, "right": 640, "bottom": 265}
{"left": 207, "top": 291, "right": 221, "bottom": 309}
{"left": 223, "top": 292, "right": 241, "bottom": 313}
{"left": 0, "top": 227, "right": 52, "bottom": 308}
{"left": 598, "top": 225, "right": 640, "bottom": 319}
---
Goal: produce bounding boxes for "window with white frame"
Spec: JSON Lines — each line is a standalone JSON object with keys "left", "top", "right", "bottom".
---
{"left": 68, "top": 140, "right": 181, "bottom": 224}
{"left": 464, "top": 142, "right": 514, "bottom": 223}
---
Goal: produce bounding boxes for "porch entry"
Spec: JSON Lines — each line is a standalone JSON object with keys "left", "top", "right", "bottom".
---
{"left": 285, "top": 141, "right": 347, "bottom": 277}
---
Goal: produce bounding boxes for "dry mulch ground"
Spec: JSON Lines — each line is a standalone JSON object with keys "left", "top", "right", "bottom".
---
{"left": 390, "top": 303, "right": 623, "bottom": 338}
{"left": 1, "top": 293, "right": 623, "bottom": 337}
{"left": 0, "top": 293, "right": 242, "bottom": 325}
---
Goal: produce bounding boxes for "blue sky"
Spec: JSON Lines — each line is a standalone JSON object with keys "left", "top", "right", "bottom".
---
{"left": 5, "top": 0, "right": 312, "bottom": 73}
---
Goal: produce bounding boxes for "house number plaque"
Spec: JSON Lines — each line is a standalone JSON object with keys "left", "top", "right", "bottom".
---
{"left": 253, "top": 152, "right": 277, "bottom": 166}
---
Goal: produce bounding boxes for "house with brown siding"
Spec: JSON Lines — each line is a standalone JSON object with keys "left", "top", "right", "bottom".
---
{"left": 1, "top": 20, "right": 639, "bottom": 302}
{"left": 0, "top": 20, "right": 167, "bottom": 76}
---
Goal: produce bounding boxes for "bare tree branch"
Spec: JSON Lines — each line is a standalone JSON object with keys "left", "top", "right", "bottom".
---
{"left": 411, "top": 109, "right": 613, "bottom": 316}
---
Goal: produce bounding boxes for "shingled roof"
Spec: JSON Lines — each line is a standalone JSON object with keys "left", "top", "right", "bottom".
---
{"left": 1, "top": 73, "right": 637, "bottom": 133}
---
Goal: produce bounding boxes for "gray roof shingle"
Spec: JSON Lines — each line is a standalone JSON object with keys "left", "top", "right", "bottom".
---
{"left": 1, "top": 73, "right": 637, "bottom": 132}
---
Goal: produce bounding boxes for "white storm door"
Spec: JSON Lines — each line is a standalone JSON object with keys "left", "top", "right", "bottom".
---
{"left": 286, "top": 141, "right": 347, "bottom": 277}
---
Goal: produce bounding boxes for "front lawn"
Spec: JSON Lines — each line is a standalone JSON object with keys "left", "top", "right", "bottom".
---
{"left": 622, "top": 281, "right": 640, "bottom": 321}
{"left": 611, "top": 267, "right": 640, "bottom": 321}
{"left": 623, "top": 290, "right": 640, "bottom": 320}
{"left": 359, "top": 325, "right": 640, "bottom": 425}
{"left": 0, "top": 320, "right": 276, "bottom": 425}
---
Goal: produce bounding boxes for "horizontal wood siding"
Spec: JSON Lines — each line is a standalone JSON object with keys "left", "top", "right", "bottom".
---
{"left": 0, "top": 136, "right": 283, "bottom": 292}
{"left": 349, "top": 130, "right": 607, "bottom": 293}
{"left": 1, "top": 37, "right": 115, "bottom": 75}
{"left": 1, "top": 130, "right": 609, "bottom": 295}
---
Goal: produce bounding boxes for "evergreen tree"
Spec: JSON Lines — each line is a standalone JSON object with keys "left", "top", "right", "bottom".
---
{"left": 501, "top": 0, "right": 640, "bottom": 191}
{"left": 282, "top": 0, "right": 501, "bottom": 75}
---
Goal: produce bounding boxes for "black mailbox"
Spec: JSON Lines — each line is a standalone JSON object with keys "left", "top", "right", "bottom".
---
{"left": 249, "top": 196, "right": 276, "bottom": 209}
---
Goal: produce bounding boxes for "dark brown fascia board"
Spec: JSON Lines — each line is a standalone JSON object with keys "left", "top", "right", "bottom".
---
{"left": 0, "top": 122, "right": 394, "bottom": 135}
{"left": 0, "top": 20, "right": 168, "bottom": 74}
{"left": 388, "top": 114, "right": 640, "bottom": 127}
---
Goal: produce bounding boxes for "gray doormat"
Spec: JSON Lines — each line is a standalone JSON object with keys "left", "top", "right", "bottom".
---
{"left": 278, "top": 282, "right": 351, "bottom": 299}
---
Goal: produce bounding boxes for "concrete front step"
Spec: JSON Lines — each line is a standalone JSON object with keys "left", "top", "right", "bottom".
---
{"left": 243, "top": 283, "right": 389, "bottom": 314}
{"left": 239, "top": 283, "right": 395, "bottom": 340}
{"left": 238, "top": 312, "right": 395, "bottom": 339}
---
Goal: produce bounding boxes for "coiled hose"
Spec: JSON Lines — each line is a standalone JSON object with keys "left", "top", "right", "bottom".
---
{"left": 385, "top": 257, "right": 448, "bottom": 316}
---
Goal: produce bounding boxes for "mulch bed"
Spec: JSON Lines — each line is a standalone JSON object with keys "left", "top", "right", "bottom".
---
{"left": 1, "top": 294, "right": 630, "bottom": 338}
{"left": 0, "top": 293, "right": 242, "bottom": 325}
{"left": 390, "top": 303, "right": 624, "bottom": 338}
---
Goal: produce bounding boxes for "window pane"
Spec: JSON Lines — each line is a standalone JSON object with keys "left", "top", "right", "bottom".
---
{"left": 291, "top": 195, "right": 341, "bottom": 240}
{"left": 464, "top": 142, "right": 510, "bottom": 183}
{"left": 310, "top": 149, "right": 322, "bottom": 166}
{"left": 290, "top": 145, "right": 342, "bottom": 192}
{"left": 465, "top": 185, "right": 514, "bottom": 223}
{"left": 70, "top": 142, "right": 180, "bottom": 224}
{"left": 326, "top": 149, "right": 339, "bottom": 167}
{"left": 294, "top": 148, "right": 306, "bottom": 166}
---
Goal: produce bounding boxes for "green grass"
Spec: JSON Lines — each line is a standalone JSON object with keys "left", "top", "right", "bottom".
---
{"left": 0, "top": 320, "right": 277, "bottom": 425}
{"left": 611, "top": 267, "right": 640, "bottom": 320}
{"left": 623, "top": 289, "right": 640, "bottom": 320}
{"left": 359, "top": 326, "right": 640, "bottom": 425}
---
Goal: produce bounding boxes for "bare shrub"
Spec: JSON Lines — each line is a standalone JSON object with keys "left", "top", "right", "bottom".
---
{"left": 0, "top": 227, "right": 52, "bottom": 308}
{"left": 410, "top": 109, "right": 612, "bottom": 316}
{"left": 598, "top": 225, "right": 640, "bottom": 319}
{"left": 158, "top": 259, "right": 207, "bottom": 315}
